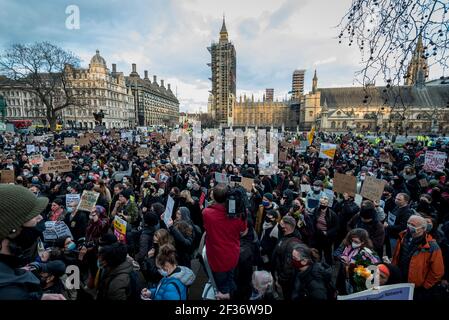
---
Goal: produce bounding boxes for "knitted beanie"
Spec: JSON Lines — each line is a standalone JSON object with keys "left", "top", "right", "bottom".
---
{"left": 0, "top": 184, "right": 49, "bottom": 240}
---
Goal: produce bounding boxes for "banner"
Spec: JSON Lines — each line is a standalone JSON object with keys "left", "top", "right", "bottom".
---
{"left": 26, "top": 144, "right": 36, "bottom": 154}
{"left": 424, "top": 151, "right": 447, "bottom": 172}
{"left": 0, "top": 170, "right": 15, "bottom": 184}
{"left": 333, "top": 173, "right": 357, "bottom": 196}
{"left": 319, "top": 143, "right": 337, "bottom": 159}
{"left": 77, "top": 190, "right": 100, "bottom": 212}
{"left": 307, "top": 127, "right": 315, "bottom": 145}
{"left": 29, "top": 154, "right": 44, "bottom": 167}
{"left": 41, "top": 159, "right": 72, "bottom": 174}
{"left": 337, "top": 283, "right": 414, "bottom": 300}
{"left": 64, "top": 137, "right": 76, "bottom": 146}
{"left": 163, "top": 196, "right": 175, "bottom": 226}
{"left": 360, "top": 176, "right": 386, "bottom": 202}
{"left": 113, "top": 216, "right": 127, "bottom": 243}
{"left": 66, "top": 193, "right": 80, "bottom": 207}
{"left": 42, "top": 221, "right": 73, "bottom": 243}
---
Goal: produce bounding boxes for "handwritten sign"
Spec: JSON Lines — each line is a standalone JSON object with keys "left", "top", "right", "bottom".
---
{"left": 66, "top": 193, "right": 80, "bottom": 207}
{"left": 360, "top": 176, "right": 386, "bottom": 202}
{"left": 333, "top": 173, "right": 357, "bottom": 196}
{"left": 26, "top": 145, "right": 36, "bottom": 154}
{"left": 137, "top": 148, "right": 149, "bottom": 157}
{"left": 64, "top": 137, "right": 76, "bottom": 146}
{"left": 41, "top": 159, "right": 72, "bottom": 174}
{"left": 300, "top": 184, "right": 311, "bottom": 194}
{"left": 424, "top": 151, "right": 447, "bottom": 172}
{"left": 163, "top": 196, "right": 175, "bottom": 226}
{"left": 324, "top": 189, "right": 335, "bottom": 207}
{"left": 29, "top": 154, "right": 44, "bottom": 167}
{"left": 379, "top": 153, "right": 392, "bottom": 164}
{"left": 113, "top": 216, "right": 127, "bottom": 243}
{"left": 0, "top": 170, "right": 15, "bottom": 184}
{"left": 215, "top": 172, "right": 229, "bottom": 184}
{"left": 77, "top": 190, "right": 100, "bottom": 212}
{"left": 79, "top": 137, "right": 90, "bottom": 146}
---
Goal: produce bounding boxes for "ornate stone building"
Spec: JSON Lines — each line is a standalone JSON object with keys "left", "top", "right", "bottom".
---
{"left": 64, "top": 50, "right": 136, "bottom": 129}
{"left": 126, "top": 65, "right": 179, "bottom": 127}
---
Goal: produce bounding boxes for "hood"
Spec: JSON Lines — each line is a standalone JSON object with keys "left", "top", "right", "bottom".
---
{"left": 170, "top": 266, "right": 196, "bottom": 286}
{"left": 0, "top": 261, "right": 41, "bottom": 288}
{"left": 178, "top": 206, "right": 192, "bottom": 222}
{"left": 109, "top": 260, "right": 134, "bottom": 277}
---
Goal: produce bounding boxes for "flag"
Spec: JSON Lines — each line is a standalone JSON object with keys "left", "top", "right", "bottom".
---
{"left": 319, "top": 143, "right": 337, "bottom": 159}
{"left": 307, "top": 127, "right": 315, "bottom": 145}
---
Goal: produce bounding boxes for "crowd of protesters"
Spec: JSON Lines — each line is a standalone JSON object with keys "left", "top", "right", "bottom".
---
{"left": 0, "top": 127, "right": 448, "bottom": 301}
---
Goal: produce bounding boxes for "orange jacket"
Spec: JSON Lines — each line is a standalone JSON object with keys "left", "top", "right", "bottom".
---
{"left": 392, "top": 231, "right": 444, "bottom": 289}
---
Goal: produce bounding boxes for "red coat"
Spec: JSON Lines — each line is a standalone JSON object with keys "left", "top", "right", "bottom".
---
{"left": 203, "top": 203, "right": 247, "bottom": 273}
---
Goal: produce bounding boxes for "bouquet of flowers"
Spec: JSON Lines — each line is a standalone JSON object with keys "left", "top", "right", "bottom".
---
{"left": 349, "top": 248, "right": 380, "bottom": 293}
{"left": 352, "top": 265, "right": 373, "bottom": 292}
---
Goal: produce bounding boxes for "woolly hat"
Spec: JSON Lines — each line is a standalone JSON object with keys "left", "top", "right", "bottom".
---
{"left": 41, "top": 260, "right": 66, "bottom": 278}
{"left": 281, "top": 215, "right": 297, "bottom": 228}
{"left": 263, "top": 193, "right": 274, "bottom": 202}
{"left": 0, "top": 185, "right": 49, "bottom": 240}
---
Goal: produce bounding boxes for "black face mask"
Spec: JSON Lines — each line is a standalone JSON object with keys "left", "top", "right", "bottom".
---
{"left": 319, "top": 205, "right": 327, "bottom": 211}
{"left": 7, "top": 223, "right": 43, "bottom": 259}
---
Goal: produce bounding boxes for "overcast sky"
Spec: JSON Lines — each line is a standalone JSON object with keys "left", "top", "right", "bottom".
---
{"left": 0, "top": 0, "right": 444, "bottom": 112}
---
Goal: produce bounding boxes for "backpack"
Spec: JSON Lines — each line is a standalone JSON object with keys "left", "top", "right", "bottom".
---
{"left": 126, "top": 270, "right": 146, "bottom": 301}
{"left": 226, "top": 185, "right": 250, "bottom": 219}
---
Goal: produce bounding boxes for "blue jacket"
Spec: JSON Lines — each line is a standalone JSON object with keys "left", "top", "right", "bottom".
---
{"left": 150, "top": 266, "right": 195, "bottom": 300}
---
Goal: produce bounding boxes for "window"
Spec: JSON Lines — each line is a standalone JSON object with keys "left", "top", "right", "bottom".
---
{"left": 309, "top": 111, "right": 313, "bottom": 117}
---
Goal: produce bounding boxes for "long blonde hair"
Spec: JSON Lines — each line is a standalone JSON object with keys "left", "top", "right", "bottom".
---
{"left": 180, "top": 190, "right": 194, "bottom": 204}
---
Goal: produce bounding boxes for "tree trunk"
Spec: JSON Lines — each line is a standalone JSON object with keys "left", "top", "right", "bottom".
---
{"left": 49, "top": 114, "right": 57, "bottom": 132}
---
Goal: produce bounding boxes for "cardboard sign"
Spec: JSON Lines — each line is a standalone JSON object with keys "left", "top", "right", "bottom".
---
{"left": 279, "top": 151, "right": 287, "bottom": 162}
{"left": 77, "top": 190, "right": 100, "bottom": 212}
{"left": 354, "top": 194, "right": 363, "bottom": 207}
{"left": 54, "top": 152, "right": 66, "bottom": 160}
{"left": 424, "top": 151, "right": 447, "bottom": 172}
{"left": 26, "top": 145, "right": 36, "bottom": 154}
{"left": 113, "top": 215, "right": 127, "bottom": 243}
{"left": 379, "top": 153, "right": 392, "bottom": 164}
{"left": 137, "top": 148, "right": 149, "bottom": 157}
{"left": 64, "top": 137, "right": 76, "bottom": 146}
{"left": 66, "top": 193, "right": 80, "bottom": 207}
{"left": 160, "top": 139, "right": 167, "bottom": 145}
{"left": 0, "top": 170, "right": 15, "bottom": 184}
{"left": 337, "top": 283, "right": 414, "bottom": 301}
{"left": 215, "top": 172, "right": 229, "bottom": 184}
{"left": 319, "top": 143, "right": 337, "bottom": 159}
{"left": 333, "top": 173, "right": 357, "bottom": 196}
{"left": 163, "top": 196, "right": 175, "bottom": 226}
{"left": 360, "top": 176, "right": 386, "bottom": 202}
{"left": 29, "top": 154, "right": 44, "bottom": 167}
{"left": 41, "top": 159, "right": 72, "bottom": 174}
{"left": 42, "top": 221, "right": 73, "bottom": 243}
{"left": 240, "top": 177, "right": 254, "bottom": 193}
{"left": 79, "top": 137, "right": 90, "bottom": 146}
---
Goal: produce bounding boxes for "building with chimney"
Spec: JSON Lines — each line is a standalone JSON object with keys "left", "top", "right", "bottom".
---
{"left": 125, "top": 64, "right": 179, "bottom": 127}
{"left": 208, "top": 17, "right": 236, "bottom": 126}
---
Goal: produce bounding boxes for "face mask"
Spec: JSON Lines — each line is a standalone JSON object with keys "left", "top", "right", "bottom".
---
{"left": 158, "top": 268, "right": 168, "bottom": 277}
{"left": 264, "top": 216, "right": 274, "bottom": 223}
{"left": 123, "top": 178, "right": 128, "bottom": 183}
{"left": 8, "top": 226, "right": 42, "bottom": 253}
{"left": 32, "top": 178, "right": 39, "bottom": 184}
{"left": 66, "top": 242, "right": 77, "bottom": 251}
{"left": 408, "top": 225, "right": 418, "bottom": 235}
{"left": 79, "top": 175, "right": 84, "bottom": 180}
{"left": 292, "top": 259, "right": 309, "bottom": 269}
{"left": 57, "top": 177, "right": 62, "bottom": 183}
{"left": 262, "top": 200, "right": 270, "bottom": 207}
{"left": 187, "top": 182, "right": 193, "bottom": 189}
{"left": 67, "top": 207, "right": 74, "bottom": 213}
{"left": 313, "top": 186, "right": 321, "bottom": 192}
{"left": 426, "top": 224, "right": 432, "bottom": 232}
{"left": 351, "top": 242, "right": 362, "bottom": 249}
{"left": 360, "top": 176, "right": 365, "bottom": 181}
{"left": 99, "top": 171, "right": 104, "bottom": 176}
{"left": 319, "top": 205, "right": 327, "bottom": 210}
{"left": 104, "top": 171, "right": 109, "bottom": 176}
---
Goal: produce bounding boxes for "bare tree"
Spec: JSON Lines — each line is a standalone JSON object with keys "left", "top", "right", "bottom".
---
{"left": 0, "top": 42, "right": 87, "bottom": 131}
{"left": 338, "top": 0, "right": 448, "bottom": 86}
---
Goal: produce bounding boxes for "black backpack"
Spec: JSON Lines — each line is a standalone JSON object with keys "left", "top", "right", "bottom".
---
{"left": 126, "top": 269, "right": 146, "bottom": 301}
{"left": 226, "top": 185, "right": 249, "bottom": 219}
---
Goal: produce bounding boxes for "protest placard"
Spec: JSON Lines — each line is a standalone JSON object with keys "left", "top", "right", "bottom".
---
{"left": 0, "top": 170, "right": 15, "bottom": 184}
{"left": 113, "top": 216, "right": 127, "bottom": 243}
{"left": 379, "top": 153, "right": 392, "bottom": 164}
{"left": 40, "top": 146, "right": 48, "bottom": 153}
{"left": 163, "top": 196, "right": 175, "bottom": 226}
{"left": 160, "top": 139, "right": 167, "bottom": 145}
{"left": 66, "top": 193, "right": 80, "bottom": 207}
{"left": 354, "top": 194, "right": 363, "bottom": 207}
{"left": 424, "top": 151, "right": 447, "bottom": 172}
{"left": 337, "top": 283, "right": 414, "bottom": 301}
{"left": 72, "top": 145, "right": 80, "bottom": 153}
{"left": 333, "top": 173, "right": 357, "bottom": 196}
{"left": 319, "top": 143, "right": 337, "bottom": 159}
{"left": 77, "top": 190, "right": 100, "bottom": 212}
{"left": 42, "top": 221, "right": 73, "bottom": 243}
{"left": 240, "top": 177, "right": 254, "bottom": 192}
{"left": 54, "top": 152, "right": 66, "bottom": 160}
{"left": 64, "top": 137, "right": 76, "bottom": 146}
{"left": 324, "top": 189, "right": 335, "bottom": 207}
{"left": 29, "top": 154, "right": 44, "bottom": 167}
{"left": 215, "top": 172, "right": 229, "bottom": 184}
{"left": 279, "top": 151, "right": 287, "bottom": 162}
{"left": 41, "top": 159, "right": 72, "bottom": 174}
{"left": 26, "top": 145, "right": 36, "bottom": 154}
{"left": 79, "top": 137, "right": 90, "bottom": 146}
{"left": 137, "top": 147, "right": 149, "bottom": 157}
{"left": 300, "top": 184, "right": 311, "bottom": 194}
{"left": 360, "top": 176, "right": 386, "bottom": 202}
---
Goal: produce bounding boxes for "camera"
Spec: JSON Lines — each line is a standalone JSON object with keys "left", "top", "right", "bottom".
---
{"left": 226, "top": 185, "right": 248, "bottom": 220}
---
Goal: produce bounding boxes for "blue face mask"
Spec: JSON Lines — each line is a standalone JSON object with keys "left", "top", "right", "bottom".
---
{"left": 104, "top": 171, "right": 109, "bottom": 176}
{"left": 67, "top": 207, "right": 73, "bottom": 213}
{"left": 262, "top": 200, "right": 270, "bottom": 207}
{"left": 88, "top": 175, "right": 94, "bottom": 180}
{"left": 32, "top": 178, "right": 39, "bottom": 184}
{"left": 66, "top": 242, "right": 76, "bottom": 251}
{"left": 158, "top": 268, "right": 168, "bottom": 277}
